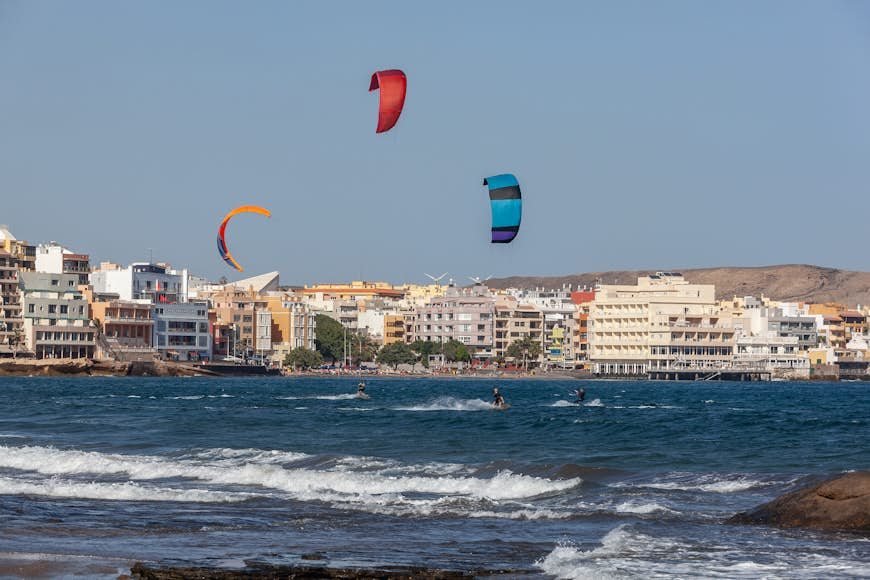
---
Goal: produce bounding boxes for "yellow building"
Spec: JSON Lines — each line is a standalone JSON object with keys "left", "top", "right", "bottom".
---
{"left": 590, "top": 273, "right": 735, "bottom": 376}
{"left": 383, "top": 314, "right": 406, "bottom": 345}
{"left": 301, "top": 281, "right": 404, "bottom": 301}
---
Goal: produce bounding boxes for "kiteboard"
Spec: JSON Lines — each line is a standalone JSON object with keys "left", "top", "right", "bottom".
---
{"left": 490, "top": 403, "right": 510, "bottom": 411}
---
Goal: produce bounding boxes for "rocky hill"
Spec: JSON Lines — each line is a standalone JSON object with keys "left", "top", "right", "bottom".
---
{"left": 487, "top": 265, "right": 870, "bottom": 307}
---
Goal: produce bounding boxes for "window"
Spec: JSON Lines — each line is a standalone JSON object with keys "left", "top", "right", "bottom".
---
{"left": 28, "top": 304, "right": 34, "bottom": 313}
{"left": 243, "top": 326, "right": 252, "bottom": 334}
{"left": 78, "top": 306, "right": 84, "bottom": 315}
{"left": 242, "top": 315, "right": 253, "bottom": 323}
{"left": 60, "top": 305, "right": 68, "bottom": 314}
{"left": 48, "top": 305, "right": 56, "bottom": 314}
{"left": 51, "top": 279, "right": 59, "bottom": 286}
{"left": 198, "top": 322, "right": 208, "bottom": 333}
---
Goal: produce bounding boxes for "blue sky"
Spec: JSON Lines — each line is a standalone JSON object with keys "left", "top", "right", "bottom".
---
{"left": 1, "top": 1, "right": 868, "bottom": 285}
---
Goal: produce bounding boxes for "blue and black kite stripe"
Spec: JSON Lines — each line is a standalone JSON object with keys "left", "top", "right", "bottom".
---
{"left": 483, "top": 174, "right": 522, "bottom": 243}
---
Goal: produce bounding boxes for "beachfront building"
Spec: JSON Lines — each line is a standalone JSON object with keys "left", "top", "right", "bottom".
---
{"left": 87, "top": 291, "right": 154, "bottom": 359}
{"left": 18, "top": 272, "right": 96, "bottom": 359}
{"left": 152, "top": 302, "right": 211, "bottom": 361}
{"left": 90, "top": 262, "right": 189, "bottom": 304}
{"left": 0, "top": 247, "right": 23, "bottom": 356}
{"left": 413, "top": 285, "right": 495, "bottom": 360}
{"left": 209, "top": 286, "right": 271, "bottom": 360}
{"left": 35, "top": 242, "right": 90, "bottom": 285}
{"left": 264, "top": 297, "right": 317, "bottom": 364}
{"left": 510, "top": 287, "right": 577, "bottom": 367}
{"left": 570, "top": 291, "right": 595, "bottom": 370}
{"left": 493, "top": 296, "right": 543, "bottom": 363}
{"left": 738, "top": 307, "right": 818, "bottom": 352}
{"left": 589, "top": 273, "right": 735, "bottom": 376}
{"left": 734, "top": 333, "right": 809, "bottom": 374}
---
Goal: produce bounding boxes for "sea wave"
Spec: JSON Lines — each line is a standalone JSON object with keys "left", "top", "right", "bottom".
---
{"left": 627, "top": 472, "right": 789, "bottom": 493}
{"left": 0, "top": 476, "right": 251, "bottom": 503}
{"left": 0, "top": 445, "right": 580, "bottom": 510}
{"left": 535, "top": 525, "right": 870, "bottom": 579}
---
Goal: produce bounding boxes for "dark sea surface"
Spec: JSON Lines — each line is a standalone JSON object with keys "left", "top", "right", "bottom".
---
{"left": 0, "top": 376, "right": 867, "bottom": 578}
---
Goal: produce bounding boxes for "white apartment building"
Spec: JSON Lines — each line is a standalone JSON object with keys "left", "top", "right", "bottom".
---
{"left": 590, "top": 273, "right": 735, "bottom": 376}
{"left": 90, "top": 262, "right": 189, "bottom": 303}
{"left": 35, "top": 243, "right": 91, "bottom": 285}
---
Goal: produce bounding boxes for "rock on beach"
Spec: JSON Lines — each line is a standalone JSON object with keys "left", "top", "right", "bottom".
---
{"left": 728, "top": 471, "right": 870, "bottom": 533}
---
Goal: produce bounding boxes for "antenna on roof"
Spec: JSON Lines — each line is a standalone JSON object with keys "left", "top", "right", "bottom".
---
{"left": 469, "top": 275, "right": 493, "bottom": 285}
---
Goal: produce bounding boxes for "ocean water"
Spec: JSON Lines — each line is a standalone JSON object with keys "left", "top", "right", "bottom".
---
{"left": 0, "top": 377, "right": 867, "bottom": 578}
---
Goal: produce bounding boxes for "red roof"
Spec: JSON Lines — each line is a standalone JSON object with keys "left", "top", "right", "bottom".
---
{"left": 571, "top": 291, "right": 596, "bottom": 304}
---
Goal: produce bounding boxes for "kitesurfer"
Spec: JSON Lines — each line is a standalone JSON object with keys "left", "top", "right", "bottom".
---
{"left": 574, "top": 387, "right": 586, "bottom": 403}
{"left": 492, "top": 387, "right": 505, "bottom": 408}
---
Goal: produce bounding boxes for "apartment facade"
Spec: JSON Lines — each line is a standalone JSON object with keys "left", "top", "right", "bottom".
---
{"left": 590, "top": 273, "right": 735, "bottom": 376}
{"left": 90, "top": 262, "right": 188, "bottom": 303}
{"left": 35, "top": 243, "right": 90, "bottom": 285}
{"left": 152, "top": 302, "right": 211, "bottom": 361}
{"left": 0, "top": 249, "right": 22, "bottom": 355}
{"left": 493, "top": 296, "right": 543, "bottom": 362}
{"left": 90, "top": 298, "right": 154, "bottom": 348}
{"left": 19, "top": 272, "right": 96, "bottom": 359}
{"left": 414, "top": 288, "right": 495, "bottom": 359}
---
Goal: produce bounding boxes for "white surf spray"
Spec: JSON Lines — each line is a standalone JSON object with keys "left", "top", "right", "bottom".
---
{"left": 394, "top": 397, "right": 493, "bottom": 412}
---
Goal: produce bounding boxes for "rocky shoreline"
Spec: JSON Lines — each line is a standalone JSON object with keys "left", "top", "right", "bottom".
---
{"left": 728, "top": 471, "right": 870, "bottom": 534}
{"left": 129, "top": 562, "right": 533, "bottom": 579}
{"left": 0, "top": 358, "right": 218, "bottom": 377}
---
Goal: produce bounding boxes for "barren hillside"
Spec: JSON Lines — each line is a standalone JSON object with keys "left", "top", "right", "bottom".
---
{"left": 487, "top": 265, "right": 870, "bottom": 307}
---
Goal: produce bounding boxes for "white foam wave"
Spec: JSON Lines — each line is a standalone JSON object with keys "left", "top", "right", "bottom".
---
{"left": 617, "top": 473, "right": 787, "bottom": 494}
{"left": 536, "top": 525, "right": 870, "bottom": 578}
{"left": 395, "top": 397, "right": 493, "bottom": 412}
{"left": 0, "top": 445, "right": 579, "bottom": 509}
{"left": 584, "top": 398, "right": 603, "bottom": 407}
{"left": 166, "top": 395, "right": 204, "bottom": 400}
{"left": 613, "top": 500, "right": 676, "bottom": 515}
{"left": 0, "top": 476, "right": 250, "bottom": 503}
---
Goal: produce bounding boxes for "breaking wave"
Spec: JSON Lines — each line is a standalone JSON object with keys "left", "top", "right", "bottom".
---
{"left": 0, "top": 445, "right": 580, "bottom": 514}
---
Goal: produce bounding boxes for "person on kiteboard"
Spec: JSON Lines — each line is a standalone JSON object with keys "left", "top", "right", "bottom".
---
{"left": 492, "top": 387, "right": 505, "bottom": 407}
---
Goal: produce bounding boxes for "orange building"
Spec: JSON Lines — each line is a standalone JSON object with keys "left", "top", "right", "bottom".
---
{"left": 570, "top": 291, "right": 596, "bottom": 369}
{"left": 383, "top": 314, "right": 405, "bottom": 345}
